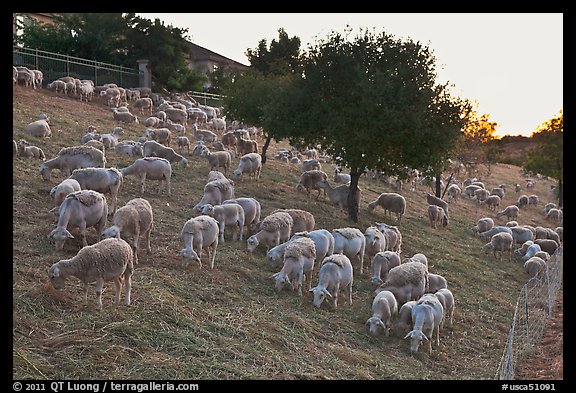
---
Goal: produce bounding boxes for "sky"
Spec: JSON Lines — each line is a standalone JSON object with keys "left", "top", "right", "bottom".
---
{"left": 138, "top": 13, "right": 563, "bottom": 138}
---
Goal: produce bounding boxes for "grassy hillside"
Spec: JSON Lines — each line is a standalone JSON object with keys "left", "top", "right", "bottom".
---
{"left": 12, "top": 85, "right": 560, "bottom": 380}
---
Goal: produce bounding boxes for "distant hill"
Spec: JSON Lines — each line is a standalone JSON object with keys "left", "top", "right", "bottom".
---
{"left": 492, "top": 135, "right": 538, "bottom": 166}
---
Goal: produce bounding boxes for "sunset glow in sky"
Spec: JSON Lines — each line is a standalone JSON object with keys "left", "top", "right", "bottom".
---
{"left": 138, "top": 13, "right": 563, "bottom": 138}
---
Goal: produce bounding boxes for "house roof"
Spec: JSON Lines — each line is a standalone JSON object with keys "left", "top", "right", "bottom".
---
{"left": 189, "top": 42, "right": 249, "bottom": 70}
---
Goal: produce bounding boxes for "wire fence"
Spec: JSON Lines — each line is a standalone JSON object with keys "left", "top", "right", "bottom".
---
{"left": 187, "top": 90, "right": 225, "bottom": 107}
{"left": 13, "top": 45, "right": 141, "bottom": 88}
{"left": 495, "top": 246, "right": 563, "bottom": 380}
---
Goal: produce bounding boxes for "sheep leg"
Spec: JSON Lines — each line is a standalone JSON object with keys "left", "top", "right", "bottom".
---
{"left": 140, "top": 173, "right": 147, "bottom": 194}
{"left": 123, "top": 270, "right": 132, "bottom": 306}
{"left": 83, "top": 283, "right": 89, "bottom": 305}
{"left": 113, "top": 277, "right": 122, "bottom": 304}
{"left": 347, "top": 282, "right": 353, "bottom": 306}
{"left": 297, "top": 270, "right": 303, "bottom": 297}
{"left": 145, "top": 223, "right": 153, "bottom": 254}
{"left": 95, "top": 278, "right": 105, "bottom": 309}
{"left": 79, "top": 222, "right": 88, "bottom": 247}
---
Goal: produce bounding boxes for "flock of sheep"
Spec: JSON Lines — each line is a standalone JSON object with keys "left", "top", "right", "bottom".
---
{"left": 13, "top": 69, "right": 563, "bottom": 357}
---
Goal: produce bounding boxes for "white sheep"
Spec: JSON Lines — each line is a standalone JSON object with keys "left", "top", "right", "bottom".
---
{"left": 316, "top": 179, "right": 361, "bottom": 211}
{"left": 112, "top": 108, "right": 139, "bottom": 124}
{"left": 295, "top": 170, "right": 328, "bottom": 199}
{"left": 16, "top": 139, "right": 46, "bottom": 160}
{"left": 482, "top": 232, "right": 514, "bottom": 261}
{"left": 333, "top": 167, "right": 351, "bottom": 184}
{"left": 510, "top": 225, "right": 535, "bottom": 247}
{"left": 377, "top": 261, "right": 429, "bottom": 307}
{"left": 200, "top": 147, "right": 232, "bottom": 174}
{"left": 534, "top": 239, "right": 559, "bottom": 255}
{"left": 446, "top": 184, "right": 462, "bottom": 203}
{"left": 68, "top": 167, "right": 123, "bottom": 215}
{"left": 545, "top": 208, "right": 563, "bottom": 224}
{"left": 272, "top": 208, "right": 315, "bottom": 234}
{"left": 175, "top": 136, "right": 191, "bottom": 154}
{"left": 235, "top": 137, "right": 258, "bottom": 156}
{"left": 39, "top": 145, "right": 106, "bottom": 181}
{"left": 289, "top": 229, "right": 335, "bottom": 266}
{"left": 401, "top": 253, "right": 429, "bottom": 269}
{"left": 434, "top": 288, "right": 455, "bottom": 328}
{"left": 142, "top": 140, "right": 188, "bottom": 168}
{"left": 47, "top": 80, "right": 67, "bottom": 94}
{"left": 364, "top": 226, "right": 387, "bottom": 262}
{"left": 120, "top": 157, "right": 172, "bottom": 196}
{"left": 132, "top": 97, "right": 154, "bottom": 116}
{"left": 25, "top": 118, "right": 52, "bottom": 138}
{"left": 99, "top": 127, "right": 124, "bottom": 149}
{"left": 49, "top": 178, "right": 82, "bottom": 218}
{"left": 192, "top": 175, "right": 235, "bottom": 215}
{"left": 366, "top": 290, "right": 398, "bottom": 336}
{"left": 112, "top": 141, "right": 143, "bottom": 158}
{"left": 309, "top": 254, "right": 354, "bottom": 310}
{"left": 427, "top": 273, "right": 448, "bottom": 293}
{"left": 232, "top": 152, "right": 262, "bottom": 181}
{"left": 374, "top": 222, "right": 403, "bottom": 254}
{"left": 369, "top": 251, "right": 401, "bottom": 287}
{"left": 391, "top": 300, "right": 417, "bottom": 338}
{"left": 404, "top": 294, "right": 444, "bottom": 354}
{"left": 302, "top": 159, "right": 321, "bottom": 172}
{"left": 332, "top": 227, "right": 366, "bottom": 274}
{"left": 222, "top": 197, "right": 262, "bottom": 237}
{"left": 48, "top": 237, "right": 133, "bottom": 309}
{"left": 472, "top": 217, "right": 494, "bottom": 235}
{"left": 179, "top": 215, "right": 220, "bottom": 269}
{"left": 367, "top": 193, "right": 406, "bottom": 224}
{"left": 272, "top": 237, "right": 316, "bottom": 296}
{"left": 424, "top": 192, "right": 449, "bottom": 218}
{"left": 490, "top": 187, "right": 506, "bottom": 199}
{"left": 515, "top": 194, "right": 530, "bottom": 208}
{"left": 427, "top": 204, "right": 448, "bottom": 228}
{"left": 101, "top": 198, "right": 154, "bottom": 264}
{"left": 524, "top": 256, "right": 546, "bottom": 280}
{"left": 246, "top": 211, "right": 293, "bottom": 253}
{"left": 48, "top": 190, "right": 108, "bottom": 251}
{"left": 200, "top": 203, "right": 245, "bottom": 242}
{"left": 542, "top": 202, "right": 557, "bottom": 216}
{"left": 478, "top": 225, "right": 513, "bottom": 241}
{"left": 481, "top": 194, "right": 501, "bottom": 211}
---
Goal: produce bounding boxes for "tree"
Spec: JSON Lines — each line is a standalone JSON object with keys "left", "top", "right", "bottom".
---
{"left": 245, "top": 28, "right": 301, "bottom": 76}
{"left": 523, "top": 110, "right": 563, "bottom": 206}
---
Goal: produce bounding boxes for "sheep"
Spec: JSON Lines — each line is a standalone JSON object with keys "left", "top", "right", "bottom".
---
{"left": 132, "top": 97, "right": 154, "bottom": 116}
{"left": 514, "top": 183, "right": 522, "bottom": 193}
{"left": 333, "top": 167, "right": 351, "bottom": 184}
{"left": 48, "top": 190, "right": 108, "bottom": 251}
{"left": 143, "top": 128, "right": 172, "bottom": 146}
{"left": 232, "top": 152, "right": 262, "bottom": 181}
{"left": 120, "top": 157, "right": 172, "bottom": 196}
{"left": 463, "top": 184, "right": 482, "bottom": 198}
{"left": 473, "top": 217, "right": 494, "bottom": 235}
{"left": 222, "top": 197, "right": 262, "bottom": 237}
{"left": 101, "top": 198, "right": 154, "bottom": 264}
{"left": 246, "top": 211, "right": 293, "bottom": 254}
{"left": 545, "top": 208, "right": 563, "bottom": 224}
{"left": 195, "top": 129, "right": 218, "bottom": 143}
{"left": 179, "top": 215, "right": 220, "bottom": 269}
{"left": 515, "top": 194, "right": 530, "bottom": 208}
{"left": 524, "top": 256, "right": 546, "bottom": 280}
{"left": 332, "top": 227, "right": 366, "bottom": 274}
{"left": 404, "top": 294, "right": 444, "bottom": 354}
{"left": 99, "top": 127, "right": 124, "bottom": 149}
{"left": 481, "top": 194, "right": 501, "bottom": 211}
{"left": 427, "top": 204, "right": 448, "bottom": 229}
{"left": 25, "top": 118, "right": 52, "bottom": 138}
{"left": 47, "top": 79, "right": 67, "bottom": 94}
{"left": 514, "top": 241, "right": 540, "bottom": 261}
{"left": 533, "top": 251, "right": 551, "bottom": 262}
{"left": 376, "top": 261, "right": 429, "bottom": 307}
{"left": 221, "top": 131, "right": 237, "bottom": 150}
{"left": 364, "top": 226, "right": 387, "bottom": 262}
{"left": 78, "top": 81, "right": 94, "bottom": 102}
{"left": 482, "top": 232, "right": 514, "bottom": 261}
{"left": 510, "top": 225, "right": 535, "bottom": 247}
{"left": 424, "top": 192, "right": 449, "bottom": 218}
{"left": 191, "top": 176, "right": 235, "bottom": 215}
{"left": 101, "top": 87, "right": 121, "bottom": 107}
{"left": 200, "top": 147, "right": 232, "bottom": 174}
{"left": 266, "top": 240, "right": 292, "bottom": 270}
{"left": 434, "top": 288, "right": 455, "bottom": 328}
{"left": 316, "top": 179, "right": 361, "bottom": 211}
{"left": 302, "top": 159, "right": 321, "bottom": 172}
{"left": 236, "top": 137, "right": 258, "bottom": 156}
{"left": 427, "top": 273, "right": 448, "bottom": 293}
{"left": 16, "top": 66, "right": 36, "bottom": 88}
{"left": 496, "top": 205, "right": 520, "bottom": 221}
{"left": 68, "top": 167, "right": 123, "bottom": 215}
{"left": 16, "top": 139, "right": 45, "bottom": 160}
{"left": 367, "top": 193, "right": 406, "bottom": 224}
{"left": 478, "top": 225, "right": 513, "bottom": 241}
{"left": 543, "top": 202, "right": 557, "bottom": 216}
{"left": 289, "top": 229, "right": 335, "bottom": 266}
{"left": 528, "top": 194, "right": 539, "bottom": 206}
{"left": 374, "top": 222, "right": 403, "bottom": 254}
{"left": 175, "top": 136, "right": 191, "bottom": 154}
{"left": 401, "top": 253, "right": 429, "bottom": 269}
{"left": 490, "top": 187, "right": 506, "bottom": 199}
{"left": 49, "top": 178, "right": 82, "bottom": 218}
{"left": 309, "top": 254, "right": 354, "bottom": 310}
{"left": 472, "top": 188, "right": 491, "bottom": 204}
{"left": 391, "top": 300, "right": 417, "bottom": 338}
{"left": 142, "top": 140, "right": 188, "bottom": 168}
{"left": 295, "top": 170, "right": 328, "bottom": 200}
{"left": 534, "top": 226, "right": 561, "bottom": 244}
{"left": 164, "top": 107, "right": 188, "bottom": 125}
{"left": 112, "top": 108, "right": 139, "bottom": 124}
{"left": 48, "top": 237, "right": 133, "bottom": 309}
{"left": 272, "top": 237, "right": 316, "bottom": 296}
{"left": 272, "top": 208, "right": 315, "bottom": 234}
{"left": 83, "top": 139, "right": 105, "bottom": 153}
{"left": 145, "top": 116, "right": 162, "bottom": 128}
{"left": 555, "top": 227, "right": 563, "bottom": 244}
{"left": 446, "top": 184, "right": 461, "bottom": 203}
{"left": 112, "top": 141, "right": 143, "bottom": 158}
{"left": 534, "top": 239, "right": 559, "bottom": 255}
{"left": 369, "top": 251, "right": 401, "bottom": 287}
{"left": 366, "top": 290, "right": 398, "bottom": 336}
{"left": 200, "top": 203, "right": 245, "bottom": 242}
{"left": 39, "top": 146, "right": 106, "bottom": 181}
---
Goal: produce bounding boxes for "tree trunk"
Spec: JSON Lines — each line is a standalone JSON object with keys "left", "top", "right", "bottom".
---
{"left": 557, "top": 178, "right": 563, "bottom": 207}
{"left": 435, "top": 173, "right": 442, "bottom": 198}
{"left": 347, "top": 169, "right": 360, "bottom": 223}
{"left": 260, "top": 134, "right": 272, "bottom": 164}
{"left": 441, "top": 173, "right": 454, "bottom": 200}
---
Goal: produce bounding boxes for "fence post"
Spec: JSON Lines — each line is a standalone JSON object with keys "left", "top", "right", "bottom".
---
{"left": 524, "top": 284, "right": 530, "bottom": 349}
{"left": 545, "top": 258, "right": 552, "bottom": 318}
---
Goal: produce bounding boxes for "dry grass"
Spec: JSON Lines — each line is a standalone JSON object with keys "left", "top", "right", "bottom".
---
{"left": 12, "top": 84, "right": 560, "bottom": 380}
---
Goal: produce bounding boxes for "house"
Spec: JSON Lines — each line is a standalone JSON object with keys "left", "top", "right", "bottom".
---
{"left": 187, "top": 42, "right": 249, "bottom": 87}
{"left": 13, "top": 13, "right": 59, "bottom": 35}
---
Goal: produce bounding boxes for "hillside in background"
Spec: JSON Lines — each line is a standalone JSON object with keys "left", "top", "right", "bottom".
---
{"left": 12, "top": 84, "right": 561, "bottom": 380}
{"left": 492, "top": 135, "right": 538, "bottom": 166}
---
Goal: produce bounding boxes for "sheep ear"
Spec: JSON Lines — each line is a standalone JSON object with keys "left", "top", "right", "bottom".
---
{"left": 272, "top": 272, "right": 279, "bottom": 278}
{"left": 365, "top": 319, "right": 371, "bottom": 326}
{"left": 404, "top": 332, "right": 414, "bottom": 339}
{"left": 309, "top": 287, "right": 316, "bottom": 293}
{"left": 324, "top": 290, "right": 333, "bottom": 298}
{"left": 378, "top": 320, "right": 386, "bottom": 329}
{"left": 65, "top": 230, "right": 74, "bottom": 239}
{"left": 421, "top": 332, "right": 429, "bottom": 342}
{"left": 48, "top": 229, "right": 55, "bottom": 239}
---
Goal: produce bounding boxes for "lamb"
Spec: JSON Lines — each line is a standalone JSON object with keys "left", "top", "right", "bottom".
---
{"left": 364, "top": 226, "right": 387, "bottom": 262}
{"left": 366, "top": 290, "right": 398, "bottom": 336}
{"left": 534, "top": 239, "right": 559, "bottom": 255}
{"left": 99, "top": 127, "right": 124, "bottom": 149}
{"left": 427, "top": 204, "right": 448, "bottom": 228}
{"left": 524, "top": 256, "right": 546, "bottom": 280}
{"left": 482, "top": 232, "right": 514, "bottom": 261}
{"left": 272, "top": 208, "right": 315, "bottom": 234}
{"left": 48, "top": 237, "right": 133, "bottom": 309}
{"left": 333, "top": 167, "right": 351, "bottom": 184}
{"left": 295, "top": 170, "right": 328, "bottom": 200}
{"left": 434, "top": 288, "right": 455, "bottom": 328}
{"left": 289, "top": 229, "right": 335, "bottom": 266}
{"left": 48, "top": 190, "right": 108, "bottom": 251}
{"left": 446, "top": 184, "right": 462, "bottom": 203}
{"left": 112, "top": 141, "right": 143, "bottom": 158}
{"left": 49, "top": 178, "right": 82, "bottom": 217}
{"left": 472, "top": 217, "right": 494, "bottom": 235}
{"left": 545, "top": 208, "right": 563, "bottom": 224}
{"left": 39, "top": 146, "right": 106, "bottom": 181}
{"left": 496, "top": 205, "right": 520, "bottom": 221}
{"left": 25, "top": 118, "right": 52, "bottom": 138}
{"left": 481, "top": 194, "right": 501, "bottom": 211}
{"left": 374, "top": 222, "right": 403, "bottom": 254}
{"left": 112, "top": 108, "right": 139, "bottom": 124}
{"left": 101, "top": 198, "right": 154, "bottom": 264}
{"left": 68, "top": 167, "right": 123, "bottom": 215}
{"left": 200, "top": 203, "right": 245, "bottom": 242}
{"left": 391, "top": 300, "right": 417, "bottom": 338}
{"left": 266, "top": 240, "right": 292, "bottom": 269}
{"left": 143, "top": 128, "right": 172, "bottom": 146}
{"left": 222, "top": 197, "right": 262, "bottom": 237}
{"left": 175, "top": 136, "right": 191, "bottom": 154}
{"left": 369, "top": 251, "right": 401, "bottom": 287}
{"left": 367, "top": 193, "right": 407, "bottom": 224}
{"left": 424, "top": 192, "right": 449, "bottom": 218}
{"left": 120, "top": 157, "right": 172, "bottom": 196}
{"left": 309, "top": 254, "right": 353, "bottom": 310}
{"left": 316, "top": 179, "right": 361, "bottom": 211}
{"left": 191, "top": 175, "right": 235, "bottom": 215}
{"left": 427, "top": 273, "right": 448, "bottom": 293}
{"left": 179, "top": 215, "right": 220, "bottom": 269}
{"left": 332, "top": 227, "right": 366, "bottom": 274}
{"left": 200, "top": 147, "right": 232, "bottom": 175}
{"left": 246, "top": 211, "right": 293, "bottom": 253}
{"left": 232, "top": 152, "right": 262, "bottom": 181}
{"left": 16, "top": 139, "right": 46, "bottom": 160}
{"left": 142, "top": 140, "right": 188, "bottom": 168}
{"left": 404, "top": 295, "right": 444, "bottom": 354}
{"left": 478, "top": 226, "right": 513, "bottom": 241}
{"left": 272, "top": 237, "right": 316, "bottom": 296}
{"left": 376, "top": 261, "right": 429, "bottom": 307}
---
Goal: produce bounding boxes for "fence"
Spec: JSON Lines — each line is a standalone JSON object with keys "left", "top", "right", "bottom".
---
{"left": 187, "top": 90, "right": 225, "bottom": 107}
{"left": 495, "top": 246, "right": 563, "bottom": 380}
{"left": 13, "top": 45, "right": 141, "bottom": 88}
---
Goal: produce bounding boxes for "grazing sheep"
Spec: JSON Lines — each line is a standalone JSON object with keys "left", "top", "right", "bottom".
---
{"left": 534, "top": 226, "right": 561, "bottom": 243}
{"left": 175, "top": 136, "right": 191, "bottom": 154}
{"left": 496, "top": 205, "right": 520, "bottom": 221}
{"left": 246, "top": 211, "right": 293, "bottom": 253}
{"left": 404, "top": 295, "right": 444, "bottom": 355}
{"left": 478, "top": 225, "right": 513, "bottom": 241}
{"left": 200, "top": 147, "right": 232, "bottom": 174}
{"left": 195, "top": 129, "right": 218, "bottom": 143}
{"left": 472, "top": 188, "right": 491, "bottom": 204}
{"left": 446, "top": 184, "right": 461, "bottom": 203}
{"left": 48, "top": 237, "right": 133, "bottom": 309}
{"left": 473, "top": 217, "right": 494, "bottom": 235}
{"left": 481, "top": 194, "right": 501, "bottom": 211}
{"left": 235, "top": 137, "right": 258, "bottom": 156}
{"left": 542, "top": 202, "right": 557, "bottom": 216}
{"left": 309, "top": 254, "right": 354, "bottom": 310}
{"left": 99, "top": 127, "right": 124, "bottom": 149}
{"left": 364, "top": 226, "right": 387, "bottom": 262}
{"left": 25, "top": 118, "right": 52, "bottom": 138}
{"left": 49, "top": 178, "right": 82, "bottom": 217}
{"left": 528, "top": 194, "right": 539, "bottom": 206}
{"left": 427, "top": 204, "right": 448, "bottom": 228}
{"left": 47, "top": 79, "right": 67, "bottom": 94}
{"left": 514, "top": 241, "right": 541, "bottom": 261}
{"left": 83, "top": 139, "right": 105, "bottom": 152}
{"left": 424, "top": 192, "right": 449, "bottom": 218}
{"left": 222, "top": 197, "right": 262, "bottom": 237}
{"left": 68, "top": 167, "right": 123, "bottom": 215}
{"left": 427, "top": 273, "right": 448, "bottom": 293}
{"left": 368, "top": 193, "right": 407, "bottom": 224}
{"left": 295, "top": 170, "right": 328, "bottom": 200}
{"left": 179, "top": 215, "right": 220, "bottom": 269}
{"left": 145, "top": 116, "right": 162, "bottom": 128}
{"left": 39, "top": 145, "right": 106, "bottom": 181}
{"left": 48, "top": 190, "right": 108, "bottom": 251}
{"left": 463, "top": 184, "right": 482, "bottom": 199}
{"left": 369, "top": 251, "right": 401, "bottom": 287}
{"left": 366, "top": 290, "right": 398, "bottom": 336}
{"left": 112, "top": 108, "right": 139, "bottom": 124}
{"left": 16, "top": 139, "right": 45, "bottom": 160}
{"left": 524, "top": 256, "right": 546, "bottom": 280}
{"left": 192, "top": 175, "right": 235, "bottom": 215}
{"left": 332, "top": 227, "right": 366, "bottom": 274}
{"left": 120, "top": 157, "right": 172, "bottom": 196}
{"left": 545, "top": 208, "right": 563, "bottom": 224}
{"left": 266, "top": 240, "right": 292, "bottom": 270}
{"left": 200, "top": 203, "right": 245, "bottom": 242}
{"left": 143, "top": 128, "right": 172, "bottom": 147}
{"left": 482, "top": 232, "right": 514, "bottom": 261}
{"left": 272, "top": 237, "right": 316, "bottom": 296}
{"left": 142, "top": 140, "right": 188, "bottom": 168}
{"left": 515, "top": 194, "right": 529, "bottom": 208}
{"left": 302, "top": 159, "right": 321, "bottom": 172}
{"left": 510, "top": 225, "right": 535, "bottom": 247}
{"left": 112, "top": 141, "right": 143, "bottom": 158}
{"left": 534, "top": 239, "right": 559, "bottom": 255}
{"left": 272, "top": 208, "right": 315, "bottom": 234}
{"left": 290, "top": 229, "right": 335, "bottom": 266}
{"left": 132, "top": 97, "right": 154, "bottom": 116}
{"left": 434, "top": 288, "right": 455, "bottom": 328}
{"left": 374, "top": 222, "right": 403, "bottom": 254}
{"left": 391, "top": 300, "right": 417, "bottom": 338}
{"left": 333, "top": 167, "right": 351, "bottom": 184}
{"left": 401, "top": 253, "right": 429, "bottom": 269}
{"left": 376, "top": 261, "right": 429, "bottom": 307}
{"left": 316, "top": 179, "right": 361, "bottom": 211}
{"left": 232, "top": 152, "right": 262, "bottom": 181}
{"left": 533, "top": 251, "right": 550, "bottom": 262}
{"left": 101, "top": 198, "right": 154, "bottom": 264}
